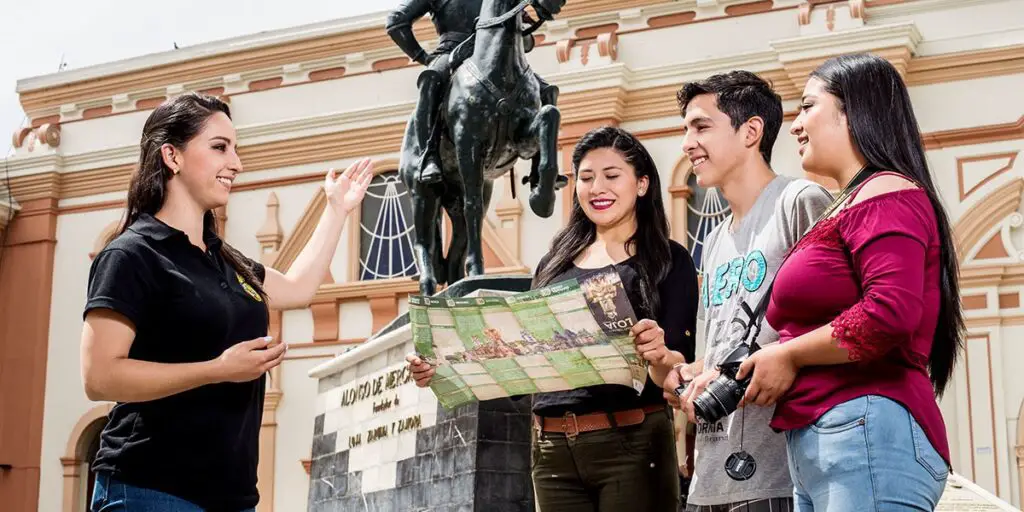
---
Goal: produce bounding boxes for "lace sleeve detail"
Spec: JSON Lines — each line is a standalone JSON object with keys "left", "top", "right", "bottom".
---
{"left": 826, "top": 191, "right": 935, "bottom": 363}
{"left": 830, "top": 303, "right": 903, "bottom": 362}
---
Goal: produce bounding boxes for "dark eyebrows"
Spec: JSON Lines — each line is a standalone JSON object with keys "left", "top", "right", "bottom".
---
{"left": 685, "top": 115, "right": 713, "bottom": 126}
{"left": 577, "top": 165, "right": 622, "bottom": 174}
{"left": 210, "top": 135, "right": 233, "bottom": 145}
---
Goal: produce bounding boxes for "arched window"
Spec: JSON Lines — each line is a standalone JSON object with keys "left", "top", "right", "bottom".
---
{"left": 84, "top": 425, "right": 103, "bottom": 506}
{"left": 63, "top": 405, "right": 112, "bottom": 512}
{"left": 685, "top": 172, "right": 730, "bottom": 273}
{"left": 358, "top": 171, "right": 418, "bottom": 280}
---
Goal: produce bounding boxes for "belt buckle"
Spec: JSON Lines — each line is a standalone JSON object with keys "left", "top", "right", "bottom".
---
{"left": 562, "top": 412, "right": 580, "bottom": 440}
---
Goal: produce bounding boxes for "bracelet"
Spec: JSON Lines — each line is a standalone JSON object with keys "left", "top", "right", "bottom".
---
{"left": 672, "top": 361, "right": 687, "bottom": 370}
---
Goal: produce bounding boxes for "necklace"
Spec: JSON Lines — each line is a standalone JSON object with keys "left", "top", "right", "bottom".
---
{"left": 815, "top": 164, "right": 877, "bottom": 222}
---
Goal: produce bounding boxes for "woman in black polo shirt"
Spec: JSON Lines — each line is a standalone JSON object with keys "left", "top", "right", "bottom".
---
{"left": 407, "top": 126, "right": 699, "bottom": 511}
{"left": 81, "top": 92, "right": 373, "bottom": 512}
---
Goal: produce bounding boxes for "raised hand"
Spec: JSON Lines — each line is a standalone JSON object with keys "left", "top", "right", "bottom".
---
{"left": 325, "top": 157, "right": 374, "bottom": 214}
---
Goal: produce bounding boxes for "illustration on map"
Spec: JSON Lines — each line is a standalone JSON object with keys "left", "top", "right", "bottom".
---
{"left": 409, "top": 266, "right": 648, "bottom": 409}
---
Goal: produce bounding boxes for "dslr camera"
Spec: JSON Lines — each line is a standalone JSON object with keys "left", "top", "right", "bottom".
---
{"left": 691, "top": 340, "right": 761, "bottom": 424}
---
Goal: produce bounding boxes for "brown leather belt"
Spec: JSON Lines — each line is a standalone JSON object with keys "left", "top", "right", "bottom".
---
{"left": 534, "top": 404, "right": 666, "bottom": 439}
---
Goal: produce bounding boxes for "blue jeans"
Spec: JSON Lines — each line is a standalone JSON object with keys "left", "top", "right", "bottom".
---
{"left": 785, "top": 395, "right": 948, "bottom": 511}
{"left": 91, "top": 472, "right": 255, "bottom": 512}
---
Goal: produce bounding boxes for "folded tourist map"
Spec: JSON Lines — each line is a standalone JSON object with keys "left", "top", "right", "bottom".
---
{"left": 410, "top": 266, "right": 649, "bottom": 409}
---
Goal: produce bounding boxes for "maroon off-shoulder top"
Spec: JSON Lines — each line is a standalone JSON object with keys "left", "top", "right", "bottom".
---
{"left": 765, "top": 176, "right": 951, "bottom": 465}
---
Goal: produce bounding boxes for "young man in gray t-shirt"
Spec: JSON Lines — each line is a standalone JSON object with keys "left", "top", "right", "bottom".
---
{"left": 664, "top": 71, "right": 832, "bottom": 511}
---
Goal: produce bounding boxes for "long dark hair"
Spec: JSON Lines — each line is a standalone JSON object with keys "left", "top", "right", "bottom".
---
{"left": 535, "top": 126, "right": 672, "bottom": 319}
{"left": 811, "top": 53, "right": 964, "bottom": 396}
{"left": 120, "top": 92, "right": 268, "bottom": 305}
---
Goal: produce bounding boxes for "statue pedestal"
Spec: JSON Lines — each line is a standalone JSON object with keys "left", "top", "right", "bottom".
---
{"left": 307, "top": 276, "right": 536, "bottom": 511}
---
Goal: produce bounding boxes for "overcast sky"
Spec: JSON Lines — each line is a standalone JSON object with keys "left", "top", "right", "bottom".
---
{"left": 0, "top": 0, "right": 404, "bottom": 156}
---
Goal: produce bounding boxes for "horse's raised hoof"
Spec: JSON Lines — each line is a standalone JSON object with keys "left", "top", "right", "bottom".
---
{"left": 529, "top": 190, "right": 556, "bottom": 218}
{"left": 417, "top": 162, "right": 443, "bottom": 185}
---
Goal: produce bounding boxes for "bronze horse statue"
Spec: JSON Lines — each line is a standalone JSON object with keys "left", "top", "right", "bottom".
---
{"left": 399, "top": 0, "right": 568, "bottom": 296}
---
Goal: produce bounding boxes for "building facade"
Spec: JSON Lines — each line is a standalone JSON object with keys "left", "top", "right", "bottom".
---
{"left": 1, "top": 0, "right": 1023, "bottom": 510}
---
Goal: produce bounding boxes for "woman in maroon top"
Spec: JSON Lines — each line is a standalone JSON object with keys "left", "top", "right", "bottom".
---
{"left": 732, "top": 54, "right": 964, "bottom": 511}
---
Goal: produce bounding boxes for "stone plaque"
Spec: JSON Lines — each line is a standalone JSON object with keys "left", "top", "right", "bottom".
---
{"left": 308, "top": 287, "right": 536, "bottom": 511}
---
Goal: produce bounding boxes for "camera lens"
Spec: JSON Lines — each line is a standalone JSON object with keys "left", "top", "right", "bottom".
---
{"left": 693, "top": 376, "right": 743, "bottom": 424}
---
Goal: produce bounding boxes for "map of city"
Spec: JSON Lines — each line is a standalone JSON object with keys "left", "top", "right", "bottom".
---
{"left": 410, "top": 267, "right": 648, "bottom": 409}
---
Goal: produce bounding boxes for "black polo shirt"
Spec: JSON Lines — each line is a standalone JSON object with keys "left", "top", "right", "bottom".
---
{"left": 84, "top": 213, "right": 269, "bottom": 511}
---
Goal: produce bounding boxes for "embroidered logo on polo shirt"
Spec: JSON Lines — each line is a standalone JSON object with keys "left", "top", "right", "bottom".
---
{"left": 236, "top": 273, "right": 263, "bottom": 302}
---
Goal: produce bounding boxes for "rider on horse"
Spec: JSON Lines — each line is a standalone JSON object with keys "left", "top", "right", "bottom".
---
{"left": 386, "top": 0, "right": 558, "bottom": 185}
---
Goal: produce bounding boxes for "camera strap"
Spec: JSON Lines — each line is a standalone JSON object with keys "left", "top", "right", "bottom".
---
{"left": 724, "top": 166, "right": 877, "bottom": 482}
{"left": 741, "top": 164, "right": 878, "bottom": 351}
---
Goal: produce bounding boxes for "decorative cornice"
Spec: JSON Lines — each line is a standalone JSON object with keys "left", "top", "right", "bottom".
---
{"left": 314, "top": 277, "right": 419, "bottom": 303}
{"left": 12, "top": 0, "right": 1018, "bottom": 127}
{"left": 240, "top": 123, "right": 407, "bottom": 174}
{"left": 16, "top": 0, "right": 713, "bottom": 117}
{"left": 0, "top": 194, "right": 20, "bottom": 231}
{"left": 960, "top": 264, "right": 1024, "bottom": 288}
{"left": 11, "top": 123, "right": 61, "bottom": 152}
{"left": 771, "top": 22, "right": 921, "bottom": 89}
{"left": 238, "top": 102, "right": 414, "bottom": 145}
{"left": 631, "top": 49, "right": 781, "bottom": 88}
{"left": 7, "top": 43, "right": 1023, "bottom": 207}
{"left": 8, "top": 165, "right": 134, "bottom": 203}
{"left": 11, "top": 106, "right": 1024, "bottom": 210}
{"left": 548, "top": 63, "right": 634, "bottom": 94}
{"left": 16, "top": 13, "right": 436, "bottom": 114}
{"left": 771, "top": 21, "right": 922, "bottom": 62}
{"left": 558, "top": 86, "right": 628, "bottom": 125}
{"left": 908, "top": 42, "right": 1024, "bottom": 87}
{"left": 864, "top": 0, "right": 1005, "bottom": 24}
{"left": 923, "top": 114, "right": 1024, "bottom": 151}
{"left": 264, "top": 389, "right": 283, "bottom": 412}
{"left": 10, "top": 1, "right": 814, "bottom": 121}
{"left": 965, "top": 313, "right": 1024, "bottom": 329}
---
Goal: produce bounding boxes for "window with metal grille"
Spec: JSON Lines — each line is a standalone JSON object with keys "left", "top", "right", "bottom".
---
{"left": 686, "top": 173, "right": 730, "bottom": 274}
{"left": 358, "top": 172, "right": 418, "bottom": 280}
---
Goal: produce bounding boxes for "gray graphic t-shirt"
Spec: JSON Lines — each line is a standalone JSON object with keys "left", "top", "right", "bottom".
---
{"left": 687, "top": 176, "right": 832, "bottom": 506}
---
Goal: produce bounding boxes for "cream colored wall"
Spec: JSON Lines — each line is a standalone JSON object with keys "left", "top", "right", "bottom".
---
{"left": 39, "top": 208, "right": 124, "bottom": 512}
{"left": 910, "top": 72, "right": 1024, "bottom": 507}
{"left": 228, "top": 68, "right": 420, "bottom": 129}
{"left": 57, "top": 110, "right": 150, "bottom": 156}
{"left": 481, "top": 154, "right": 567, "bottom": 270}
{"left": 30, "top": 1, "right": 1024, "bottom": 510}
{"left": 273, "top": 356, "right": 329, "bottom": 512}
{"left": 996, "top": 325, "right": 1024, "bottom": 507}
